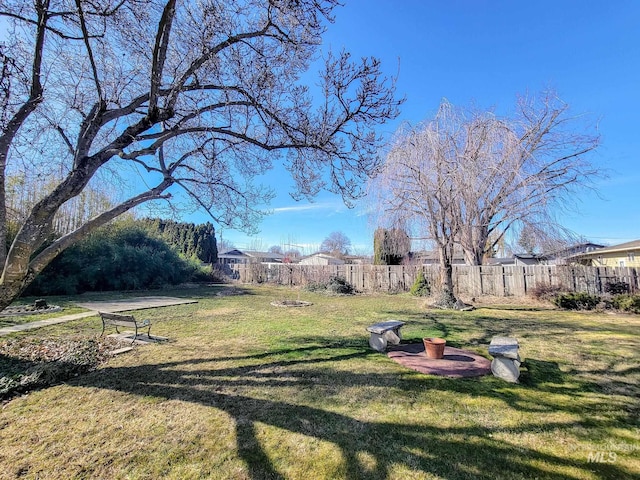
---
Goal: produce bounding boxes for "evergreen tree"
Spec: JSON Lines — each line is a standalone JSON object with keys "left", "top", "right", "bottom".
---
{"left": 139, "top": 218, "right": 218, "bottom": 264}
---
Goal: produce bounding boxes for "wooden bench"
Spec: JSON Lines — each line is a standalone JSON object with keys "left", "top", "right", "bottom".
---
{"left": 366, "top": 320, "right": 406, "bottom": 352}
{"left": 100, "top": 312, "right": 152, "bottom": 344}
{"left": 488, "top": 336, "right": 521, "bottom": 383}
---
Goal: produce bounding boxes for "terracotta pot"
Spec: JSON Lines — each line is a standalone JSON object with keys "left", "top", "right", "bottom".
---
{"left": 423, "top": 337, "right": 446, "bottom": 359}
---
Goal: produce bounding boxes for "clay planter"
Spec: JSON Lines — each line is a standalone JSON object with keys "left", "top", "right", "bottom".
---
{"left": 423, "top": 337, "right": 446, "bottom": 359}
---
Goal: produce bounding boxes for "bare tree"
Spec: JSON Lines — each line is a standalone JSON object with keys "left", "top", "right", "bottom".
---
{"left": 371, "top": 104, "right": 462, "bottom": 305}
{"left": 371, "top": 94, "right": 599, "bottom": 307}
{"left": 268, "top": 245, "right": 283, "bottom": 254}
{"left": 453, "top": 93, "right": 600, "bottom": 265}
{"left": 0, "top": 0, "right": 401, "bottom": 308}
{"left": 217, "top": 239, "right": 236, "bottom": 254}
{"left": 320, "top": 231, "right": 351, "bottom": 257}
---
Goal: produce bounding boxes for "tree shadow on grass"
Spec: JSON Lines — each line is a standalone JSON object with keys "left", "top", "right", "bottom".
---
{"left": 70, "top": 341, "right": 637, "bottom": 480}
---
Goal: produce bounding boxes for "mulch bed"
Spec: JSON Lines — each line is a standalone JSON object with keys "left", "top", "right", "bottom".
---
{"left": 387, "top": 343, "right": 491, "bottom": 378}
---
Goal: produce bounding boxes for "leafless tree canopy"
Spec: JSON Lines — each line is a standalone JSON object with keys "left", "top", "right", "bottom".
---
{"left": 0, "top": 0, "right": 402, "bottom": 306}
{"left": 370, "top": 93, "right": 600, "bottom": 304}
{"left": 320, "top": 230, "right": 351, "bottom": 256}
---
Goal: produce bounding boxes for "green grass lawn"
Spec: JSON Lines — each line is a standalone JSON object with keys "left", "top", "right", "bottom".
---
{"left": 0, "top": 285, "right": 638, "bottom": 479}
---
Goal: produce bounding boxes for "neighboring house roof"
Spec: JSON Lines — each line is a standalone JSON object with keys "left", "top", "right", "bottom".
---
{"left": 244, "top": 251, "right": 285, "bottom": 261}
{"left": 488, "top": 254, "right": 548, "bottom": 266}
{"left": 299, "top": 253, "right": 345, "bottom": 264}
{"left": 570, "top": 239, "right": 640, "bottom": 259}
{"left": 408, "top": 250, "right": 466, "bottom": 264}
{"left": 488, "top": 244, "right": 609, "bottom": 266}
{"left": 218, "top": 249, "right": 248, "bottom": 258}
{"left": 343, "top": 255, "right": 373, "bottom": 264}
{"left": 546, "top": 242, "right": 606, "bottom": 259}
{"left": 486, "top": 257, "right": 516, "bottom": 266}
{"left": 217, "top": 249, "right": 284, "bottom": 262}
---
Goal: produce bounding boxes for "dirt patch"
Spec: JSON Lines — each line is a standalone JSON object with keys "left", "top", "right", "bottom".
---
{"left": 270, "top": 300, "right": 313, "bottom": 308}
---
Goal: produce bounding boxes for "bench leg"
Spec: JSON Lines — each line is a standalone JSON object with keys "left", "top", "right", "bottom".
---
{"left": 384, "top": 328, "right": 402, "bottom": 345}
{"left": 490, "top": 357, "right": 520, "bottom": 383}
{"left": 383, "top": 329, "right": 401, "bottom": 346}
{"left": 369, "top": 333, "right": 388, "bottom": 352}
{"left": 131, "top": 325, "right": 138, "bottom": 344}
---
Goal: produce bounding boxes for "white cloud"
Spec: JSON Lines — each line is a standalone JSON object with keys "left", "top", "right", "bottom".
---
{"left": 272, "top": 204, "right": 326, "bottom": 213}
{"left": 272, "top": 200, "right": 345, "bottom": 214}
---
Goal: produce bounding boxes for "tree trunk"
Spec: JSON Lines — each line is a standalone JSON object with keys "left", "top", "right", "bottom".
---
{"left": 0, "top": 181, "right": 173, "bottom": 311}
{"left": 433, "top": 244, "right": 458, "bottom": 308}
{"left": 0, "top": 274, "right": 36, "bottom": 310}
{"left": 463, "top": 247, "right": 484, "bottom": 266}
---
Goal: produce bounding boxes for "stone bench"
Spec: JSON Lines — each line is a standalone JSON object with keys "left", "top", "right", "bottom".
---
{"left": 488, "top": 336, "right": 521, "bottom": 383}
{"left": 366, "top": 320, "right": 406, "bottom": 352}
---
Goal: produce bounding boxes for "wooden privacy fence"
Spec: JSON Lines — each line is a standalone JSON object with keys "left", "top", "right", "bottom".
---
{"left": 230, "top": 263, "right": 640, "bottom": 297}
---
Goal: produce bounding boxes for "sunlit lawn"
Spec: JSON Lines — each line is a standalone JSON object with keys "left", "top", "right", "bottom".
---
{"left": 0, "top": 285, "right": 638, "bottom": 479}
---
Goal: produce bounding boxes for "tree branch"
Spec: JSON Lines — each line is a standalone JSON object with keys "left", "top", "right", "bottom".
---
{"left": 28, "top": 178, "right": 174, "bottom": 275}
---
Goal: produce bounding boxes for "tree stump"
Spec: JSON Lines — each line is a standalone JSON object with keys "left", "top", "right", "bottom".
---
{"left": 34, "top": 299, "right": 48, "bottom": 310}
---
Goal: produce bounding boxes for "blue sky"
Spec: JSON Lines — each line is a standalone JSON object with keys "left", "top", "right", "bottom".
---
{"left": 192, "top": 1, "right": 640, "bottom": 253}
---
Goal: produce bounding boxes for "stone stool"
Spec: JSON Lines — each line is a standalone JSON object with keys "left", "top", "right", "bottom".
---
{"left": 488, "top": 337, "right": 521, "bottom": 383}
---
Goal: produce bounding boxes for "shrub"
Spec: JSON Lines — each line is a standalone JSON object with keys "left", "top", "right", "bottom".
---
{"left": 410, "top": 270, "right": 431, "bottom": 296}
{"left": 552, "top": 292, "right": 600, "bottom": 310}
{"left": 611, "top": 294, "right": 640, "bottom": 313}
{"left": 305, "top": 276, "right": 355, "bottom": 295}
{"left": 191, "top": 264, "right": 229, "bottom": 283}
{"left": 25, "top": 224, "right": 198, "bottom": 295}
{"left": 529, "top": 282, "right": 565, "bottom": 301}
{"left": 326, "top": 276, "right": 355, "bottom": 295}
{"left": 604, "top": 281, "right": 630, "bottom": 295}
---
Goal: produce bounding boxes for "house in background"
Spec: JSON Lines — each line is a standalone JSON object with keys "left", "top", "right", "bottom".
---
{"left": 488, "top": 243, "right": 606, "bottom": 266}
{"left": 298, "top": 253, "right": 345, "bottom": 265}
{"left": 217, "top": 249, "right": 285, "bottom": 265}
{"left": 342, "top": 255, "right": 372, "bottom": 265}
{"left": 569, "top": 240, "right": 640, "bottom": 267}
{"left": 243, "top": 250, "right": 285, "bottom": 264}
{"left": 217, "top": 249, "right": 250, "bottom": 265}
{"left": 488, "top": 254, "right": 548, "bottom": 266}
{"left": 546, "top": 242, "right": 605, "bottom": 265}
{"left": 406, "top": 250, "right": 466, "bottom": 265}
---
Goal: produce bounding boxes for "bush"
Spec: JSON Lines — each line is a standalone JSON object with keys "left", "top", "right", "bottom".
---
{"left": 305, "top": 276, "right": 355, "bottom": 295}
{"left": 552, "top": 292, "right": 600, "bottom": 310}
{"left": 409, "top": 270, "right": 431, "bottom": 296}
{"left": 529, "top": 282, "right": 565, "bottom": 301}
{"left": 190, "top": 263, "right": 229, "bottom": 283}
{"left": 611, "top": 294, "right": 640, "bottom": 313}
{"left": 326, "top": 276, "right": 355, "bottom": 295}
{"left": 604, "top": 281, "right": 630, "bottom": 295}
{"left": 25, "top": 223, "right": 200, "bottom": 295}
